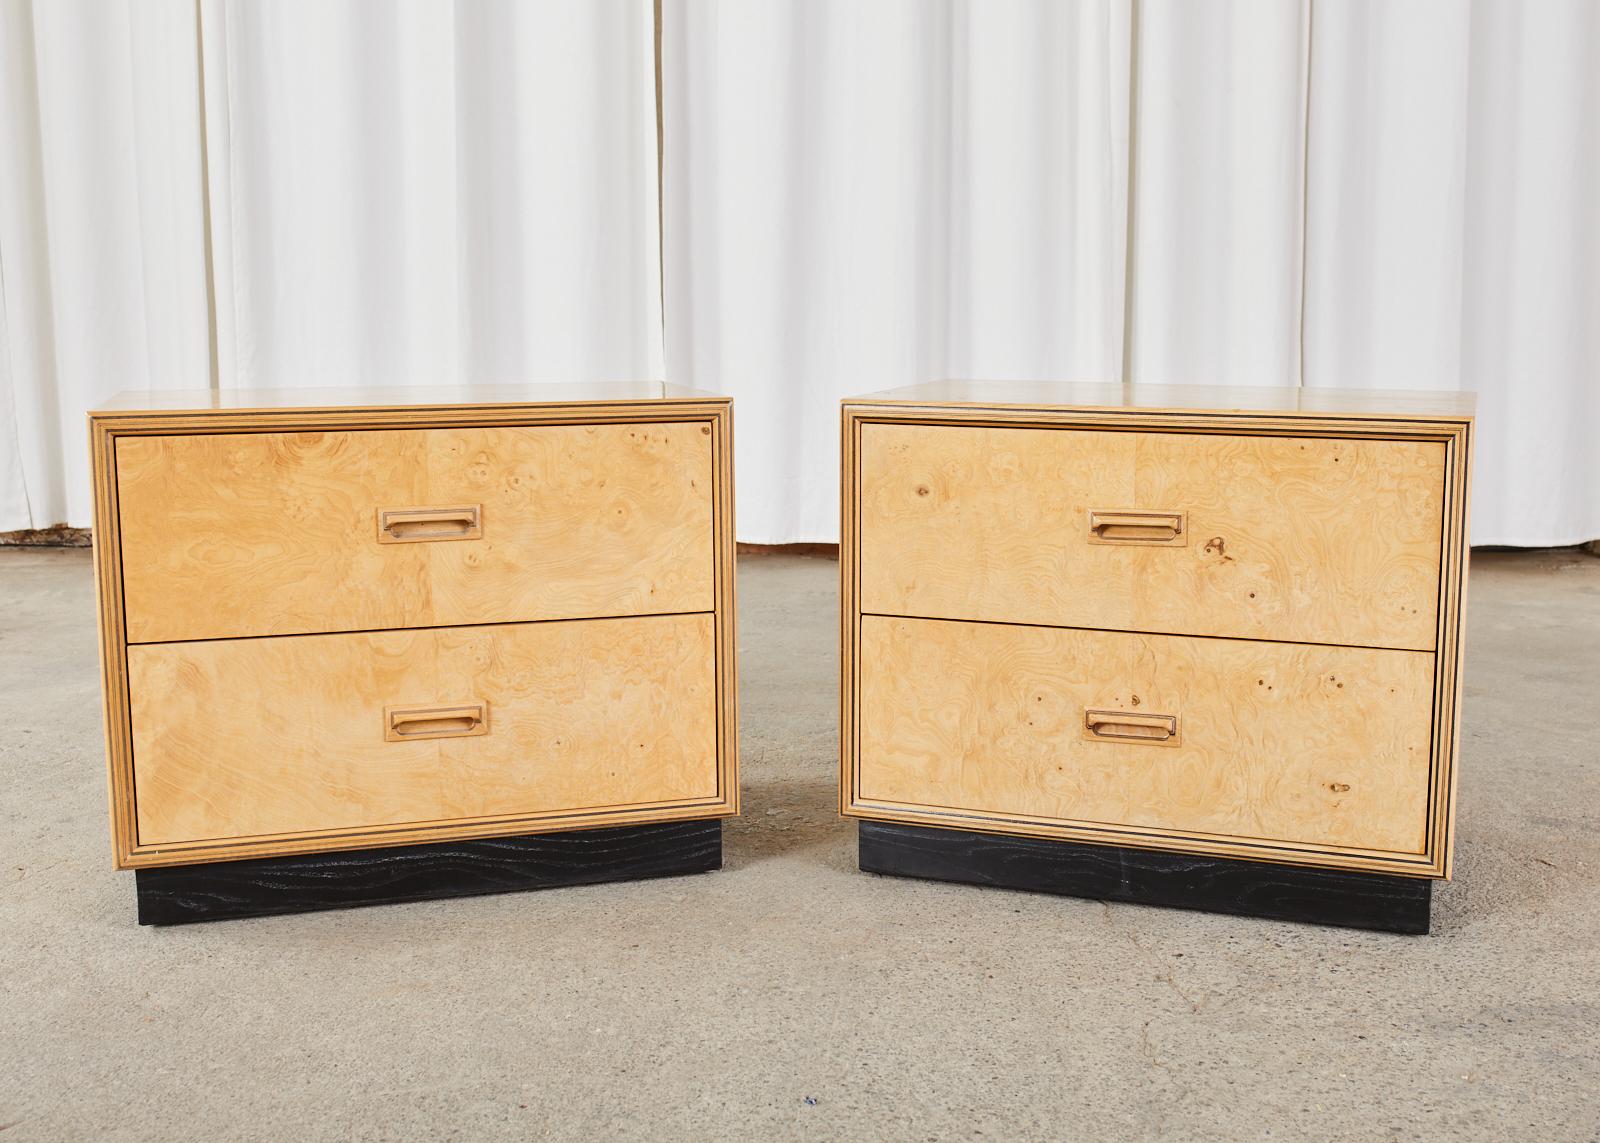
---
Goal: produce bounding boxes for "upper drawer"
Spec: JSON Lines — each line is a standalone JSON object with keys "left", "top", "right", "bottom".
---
{"left": 858, "top": 423, "right": 1446, "bottom": 650}
{"left": 116, "top": 421, "right": 715, "bottom": 643}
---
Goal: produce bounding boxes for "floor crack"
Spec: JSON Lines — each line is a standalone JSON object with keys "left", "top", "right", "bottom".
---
{"left": 1102, "top": 901, "right": 1209, "bottom": 1013}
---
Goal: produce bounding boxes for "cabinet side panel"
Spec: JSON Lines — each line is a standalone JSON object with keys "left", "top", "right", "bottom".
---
{"left": 841, "top": 409, "right": 863, "bottom": 815}
{"left": 1433, "top": 422, "right": 1473, "bottom": 878}
{"left": 712, "top": 403, "right": 740, "bottom": 816}
{"left": 92, "top": 421, "right": 137, "bottom": 866}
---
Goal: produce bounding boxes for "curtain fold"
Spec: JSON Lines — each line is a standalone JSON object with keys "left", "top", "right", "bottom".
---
{"left": 0, "top": 0, "right": 209, "bottom": 532}
{"left": 1126, "top": 0, "right": 1308, "bottom": 388}
{"left": 201, "top": 0, "right": 665, "bottom": 392}
{"left": 0, "top": 0, "right": 664, "bottom": 531}
{"left": 663, "top": 0, "right": 1131, "bottom": 543}
{"left": 667, "top": 0, "right": 1600, "bottom": 545}
{"left": 1302, "top": 0, "right": 1600, "bottom": 546}
{"left": 1458, "top": 0, "right": 1600, "bottom": 546}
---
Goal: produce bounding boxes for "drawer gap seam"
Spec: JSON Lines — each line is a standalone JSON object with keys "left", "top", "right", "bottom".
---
{"left": 857, "top": 610, "right": 1437, "bottom": 655}
{"left": 125, "top": 607, "right": 721, "bottom": 648}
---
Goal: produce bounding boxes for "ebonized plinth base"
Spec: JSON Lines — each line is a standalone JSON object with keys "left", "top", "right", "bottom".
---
{"left": 858, "top": 821, "right": 1431, "bottom": 934}
{"left": 135, "top": 819, "right": 723, "bottom": 926}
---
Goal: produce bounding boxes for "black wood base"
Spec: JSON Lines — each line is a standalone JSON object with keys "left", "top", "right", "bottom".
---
{"left": 135, "top": 819, "right": 723, "bottom": 926}
{"left": 858, "top": 821, "right": 1432, "bottom": 934}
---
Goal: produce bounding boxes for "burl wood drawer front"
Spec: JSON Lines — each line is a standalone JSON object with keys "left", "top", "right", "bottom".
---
{"left": 116, "top": 421, "right": 714, "bottom": 644}
{"left": 127, "top": 613, "right": 719, "bottom": 849}
{"left": 858, "top": 423, "right": 1445, "bottom": 651}
{"left": 855, "top": 616, "right": 1435, "bottom": 860}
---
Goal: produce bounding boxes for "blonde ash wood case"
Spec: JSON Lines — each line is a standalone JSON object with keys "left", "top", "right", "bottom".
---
{"left": 90, "top": 384, "right": 737, "bottom": 921}
{"left": 841, "top": 382, "right": 1472, "bottom": 932}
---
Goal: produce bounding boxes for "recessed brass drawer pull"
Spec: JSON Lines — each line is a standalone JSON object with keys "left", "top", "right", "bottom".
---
{"left": 384, "top": 702, "right": 489, "bottom": 742}
{"left": 376, "top": 505, "right": 482, "bottom": 544}
{"left": 1083, "top": 708, "right": 1180, "bottom": 746}
{"left": 1087, "top": 509, "right": 1186, "bottom": 546}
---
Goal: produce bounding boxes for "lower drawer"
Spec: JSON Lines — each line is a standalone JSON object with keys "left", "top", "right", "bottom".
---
{"left": 853, "top": 616, "right": 1436, "bottom": 861}
{"left": 128, "top": 613, "right": 720, "bottom": 853}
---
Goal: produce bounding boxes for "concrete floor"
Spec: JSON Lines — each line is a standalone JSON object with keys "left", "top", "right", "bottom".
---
{"left": 1, "top": 547, "right": 1598, "bottom": 1141}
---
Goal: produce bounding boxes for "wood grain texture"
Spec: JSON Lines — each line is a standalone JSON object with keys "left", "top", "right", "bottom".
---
{"left": 135, "top": 820, "right": 722, "bottom": 925}
{"left": 116, "top": 421, "right": 714, "bottom": 643}
{"left": 128, "top": 613, "right": 721, "bottom": 853}
{"left": 854, "top": 615, "right": 1435, "bottom": 858}
{"left": 859, "top": 423, "right": 1445, "bottom": 651}
{"left": 858, "top": 821, "right": 1431, "bottom": 934}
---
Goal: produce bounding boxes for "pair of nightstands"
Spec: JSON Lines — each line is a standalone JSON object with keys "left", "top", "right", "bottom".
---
{"left": 90, "top": 381, "right": 1471, "bottom": 932}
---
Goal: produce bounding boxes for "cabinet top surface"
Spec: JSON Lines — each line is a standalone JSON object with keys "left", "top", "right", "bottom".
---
{"left": 93, "top": 381, "right": 725, "bottom": 416}
{"left": 846, "top": 380, "right": 1476, "bottom": 420}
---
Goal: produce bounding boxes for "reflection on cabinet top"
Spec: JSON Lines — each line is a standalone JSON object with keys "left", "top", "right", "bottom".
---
{"left": 848, "top": 380, "right": 1476, "bottom": 421}
{"left": 93, "top": 381, "right": 722, "bottom": 417}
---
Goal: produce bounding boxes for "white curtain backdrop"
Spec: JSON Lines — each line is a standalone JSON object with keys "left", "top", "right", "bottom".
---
{"left": 200, "top": 0, "right": 663, "bottom": 392}
{"left": 2, "top": 1, "right": 1597, "bottom": 544}
{"left": 0, "top": 0, "right": 663, "bottom": 532}
{"left": 665, "top": 0, "right": 1600, "bottom": 546}
{"left": 1302, "top": 1, "right": 1600, "bottom": 547}
{"left": 663, "top": 1, "right": 1131, "bottom": 543}
{"left": 0, "top": 0, "right": 210, "bottom": 533}
{"left": 1126, "top": 2, "right": 1308, "bottom": 388}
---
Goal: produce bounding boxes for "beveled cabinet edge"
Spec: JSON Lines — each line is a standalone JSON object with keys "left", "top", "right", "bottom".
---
{"left": 91, "top": 396, "right": 739, "bottom": 869}
{"left": 839, "top": 405, "right": 859, "bottom": 819}
{"left": 711, "top": 398, "right": 742, "bottom": 826}
{"left": 1435, "top": 418, "right": 1472, "bottom": 880}
{"left": 90, "top": 414, "right": 137, "bottom": 871}
{"left": 838, "top": 397, "right": 1474, "bottom": 880}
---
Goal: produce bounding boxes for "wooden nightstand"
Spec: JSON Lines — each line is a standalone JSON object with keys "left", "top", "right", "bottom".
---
{"left": 841, "top": 381, "right": 1472, "bottom": 933}
{"left": 90, "top": 383, "right": 737, "bottom": 923}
